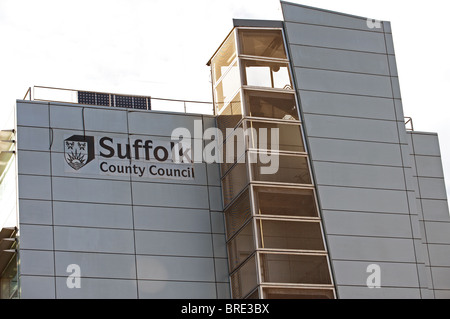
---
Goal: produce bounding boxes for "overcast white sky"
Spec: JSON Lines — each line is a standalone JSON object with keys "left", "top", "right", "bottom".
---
{"left": 1, "top": 0, "right": 449, "bottom": 197}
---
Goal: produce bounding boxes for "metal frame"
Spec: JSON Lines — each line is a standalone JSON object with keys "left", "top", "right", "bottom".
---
{"left": 405, "top": 117, "right": 414, "bottom": 131}
{"left": 23, "top": 85, "right": 213, "bottom": 114}
{"left": 212, "top": 26, "right": 337, "bottom": 299}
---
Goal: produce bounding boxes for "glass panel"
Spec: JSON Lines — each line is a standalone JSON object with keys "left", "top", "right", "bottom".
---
{"left": 217, "top": 94, "right": 243, "bottom": 136}
{"left": 212, "top": 30, "right": 237, "bottom": 84}
{"left": 238, "top": 29, "right": 287, "bottom": 59}
{"left": 220, "top": 124, "right": 246, "bottom": 176}
{"left": 251, "top": 153, "right": 312, "bottom": 185}
{"left": 254, "top": 186, "right": 319, "bottom": 218}
{"left": 0, "top": 158, "right": 17, "bottom": 228}
{"left": 222, "top": 162, "right": 249, "bottom": 207}
{"left": 257, "top": 219, "right": 325, "bottom": 251}
{"left": 242, "top": 60, "right": 292, "bottom": 90}
{"left": 214, "top": 62, "right": 240, "bottom": 113}
{"left": 224, "top": 189, "right": 252, "bottom": 238}
{"left": 263, "top": 287, "right": 334, "bottom": 299}
{"left": 247, "top": 121, "right": 305, "bottom": 153}
{"left": 228, "top": 221, "right": 255, "bottom": 271}
{"left": 244, "top": 90, "right": 298, "bottom": 120}
{"left": 245, "top": 289, "right": 260, "bottom": 299}
{"left": 260, "top": 253, "right": 332, "bottom": 285}
{"left": 230, "top": 255, "right": 258, "bottom": 299}
{"left": 0, "top": 254, "right": 18, "bottom": 299}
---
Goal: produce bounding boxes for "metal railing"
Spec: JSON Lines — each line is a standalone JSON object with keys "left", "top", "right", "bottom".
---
{"left": 405, "top": 117, "right": 414, "bottom": 131}
{"left": 23, "top": 85, "right": 214, "bottom": 115}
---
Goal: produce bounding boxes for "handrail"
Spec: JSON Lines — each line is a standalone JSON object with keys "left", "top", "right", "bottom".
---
{"left": 24, "top": 85, "right": 214, "bottom": 115}
{"left": 405, "top": 117, "right": 414, "bottom": 131}
{"left": 23, "top": 87, "right": 32, "bottom": 101}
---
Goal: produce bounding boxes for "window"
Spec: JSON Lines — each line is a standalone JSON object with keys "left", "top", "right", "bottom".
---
{"left": 257, "top": 219, "right": 325, "bottom": 251}
{"left": 211, "top": 30, "right": 237, "bottom": 84}
{"left": 251, "top": 153, "right": 312, "bottom": 185}
{"left": 214, "top": 62, "right": 241, "bottom": 112}
{"left": 253, "top": 186, "right": 319, "bottom": 218}
{"left": 0, "top": 254, "right": 18, "bottom": 299}
{"left": 224, "top": 189, "right": 252, "bottom": 238}
{"left": 262, "top": 287, "right": 335, "bottom": 299}
{"left": 238, "top": 29, "right": 287, "bottom": 59}
{"left": 247, "top": 120, "right": 305, "bottom": 153}
{"left": 220, "top": 124, "right": 246, "bottom": 176}
{"left": 259, "top": 253, "right": 332, "bottom": 285}
{"left": 217, "top": 94, "right": 243, "bottom": 136}
{"left": 242, "top": 59, "right": 292, "bottom": 90}
{"left": 228, "top": 221, "right": 255, "bottom": 271}
{"left": 244, "top": 90, "right": 298, "bottom": 120}
{"left": 230, "top": 255, "right": 258, "bottom": 299}
{"left": 222, "top": 162, "right": 249, "bottom": 207}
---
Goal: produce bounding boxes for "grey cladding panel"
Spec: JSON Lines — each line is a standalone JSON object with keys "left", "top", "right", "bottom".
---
{"left": 132, "top": 182, "right": 209, "bottom": 209}
{"left": 18, "top": 199, "right": 53, "bottom": 225}
{"left": 17, "top": 126, "right": 51, "bottom": 152}
{"left": 303, "top": 114, "right": 400, "bottom": 143}
{"left": 424, "top": 222, "right": 450, "bottom": 244}
{"left": 323, "top": 211, "right": 413, "bottom": 238}
{"left": 128, "top": 111, "right": 202, "bottom": 137}
{"left": 53, "top": 226, "right": 135, "bottom": 254}
{"left": 138, "top": 280, "right": 216, "bottom": 299}
{"left": 299, "top": 90, "right": 396, "bottom": 120}
{"left": 418, "top": 178, "right": 447, "bottom": 200}
{"left": 54, "top": 251, "right": 136, "bottom": 279}
{"left": 430, "top": 268, "right": 450, "bottom": 290}
{"left": 17, "top": 150, "right": 51, "bottom": 176}
{"left": 337, "top": 286, "right": 421, "bottom": 299}
{"left": 307, "top": 138, "right": 403, "bottom": 166}
{"left": 332, "top": 260, "right": 419, "bottom": 287}
{"left": 414, "top": 156, "right": 445, "bottom": 178}
{"left": 18, "top": 175, "right": 51, "bottom": 200}
{"left": 290, "top": 45, "right": 390, "bottom": 75}
{"left": 133, "top": 206, "right": 211, "bottom": 233}
{"left": 53, "top": 201, "right": 133, "bottom": 229}
{"left": 281, "top": 2, "right": 384, "bottom": 32}
{"left": 313, "top": 162, "right": 406, "bottom": 190}
{"left": 50, "top": 105, "right": 83, "bottom": 130}
{"left": 421, "top": 199, "right": 450, "bottom": 222}
{"left": 327, "top": 235, "right": 417, "bottom": 262}
{"left": 136, "top": 255, "right": 215, "bottom": 282}
{"left": 294, "top": 68, "right": 393, "bottom": 98}
{"left": 18, "top": 224, "right": 54, "bottom": 250}
{"left": 16, "top": 102, "right": 49, "bottom": 127}
{"left": 19, "top": 250, "right": 55, "bottom": 276}
{"left": 56, "top": 277, "right": 137, "bottom": 299}
{"left": 135, "top": 230, "right": 213, "bottom": 257}
{"left": 19, "top": 276, "right": 56, "bottom": 299}
{"left": 285, "top": 22, "right": 387, "bottom": 53}
{"left": 384, "top": 33, "right": 396, "bottom": 55}
{"left": 410, "top": 133, "right": 441, "bottom": 156}
{"left": 317, "top": 185, "right": 409, "bottom": 214}
{"left": 52, "top": 177, "right": 132, "bottom": 205}
{"left": 50, "top": 105, "right": 129, "bottom": 133}
{"left": 428, "top": 244, "right": 450, "bottom": 266}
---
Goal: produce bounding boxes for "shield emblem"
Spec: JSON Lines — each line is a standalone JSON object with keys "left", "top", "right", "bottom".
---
{"left": 64, "top": 135, "right": 95, "bottom": 170}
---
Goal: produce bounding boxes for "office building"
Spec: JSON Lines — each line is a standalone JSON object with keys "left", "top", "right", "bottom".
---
{"left": 1, "top": 2, "right": 449, "bottom": 299}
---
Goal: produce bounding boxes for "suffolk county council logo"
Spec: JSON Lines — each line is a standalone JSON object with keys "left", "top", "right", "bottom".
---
{"left": 64, "top": 135, "right": 95, "bottom": 170}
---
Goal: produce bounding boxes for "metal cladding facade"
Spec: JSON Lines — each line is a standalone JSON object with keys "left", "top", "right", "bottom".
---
{"left": 8, "top": 101, "right": 228, "bottom": 298}
{"left": 280, "top": 1, "right": 450, "bottom": 298}
{"left": 1, "top": 2, "right": 450, "bottom": 299}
